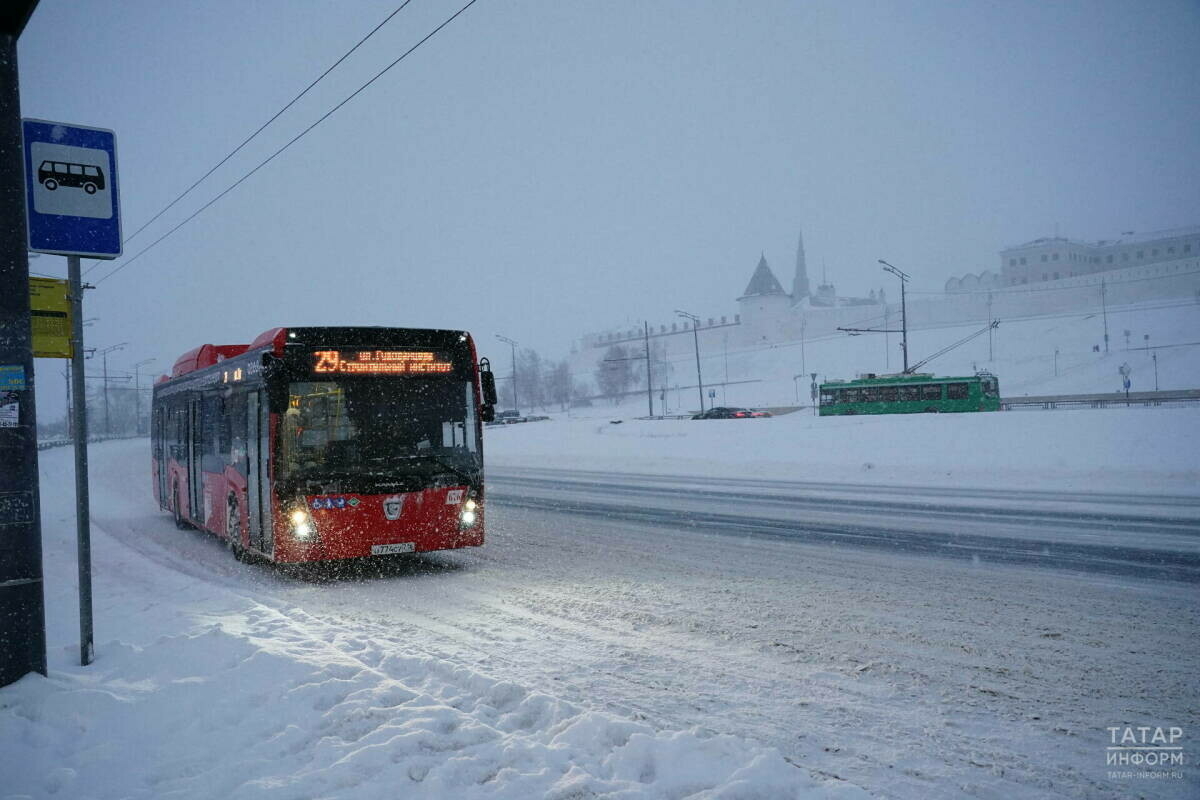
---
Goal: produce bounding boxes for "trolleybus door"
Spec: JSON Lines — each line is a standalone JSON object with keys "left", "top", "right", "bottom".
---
{"left": 246, "top": 390, "right": 273, "bottom": 553}
{"left": 187, "top": 399, "right": 202, "bottom": 523}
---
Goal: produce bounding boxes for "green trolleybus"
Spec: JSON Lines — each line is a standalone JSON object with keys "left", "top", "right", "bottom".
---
{"left": 819, "top": 372, "right": 1000, "bottom": 416}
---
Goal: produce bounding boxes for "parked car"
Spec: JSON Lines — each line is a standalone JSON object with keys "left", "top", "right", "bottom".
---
{"left": 691, "top": 407, "right": 771, "bottom": 420}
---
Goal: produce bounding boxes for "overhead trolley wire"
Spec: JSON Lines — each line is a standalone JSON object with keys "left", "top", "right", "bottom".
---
{"left": 84, "top": 1, "right": 414, "bottom": 278}
{"left": 95, "top": 0, "right": 482, "bottom": 286}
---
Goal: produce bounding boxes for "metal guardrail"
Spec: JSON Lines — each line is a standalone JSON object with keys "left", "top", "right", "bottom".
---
{"left": 1001, "top": 389, "right": 1200, "bottom": 410}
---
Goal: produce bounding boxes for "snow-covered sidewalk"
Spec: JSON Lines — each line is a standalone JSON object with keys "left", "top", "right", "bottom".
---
{"left": 1, "top": 444, "right": 856, "bottom": 800}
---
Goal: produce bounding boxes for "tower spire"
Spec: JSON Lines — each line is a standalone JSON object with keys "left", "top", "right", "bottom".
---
{"left": 792, "top": 228, "right": 810, "bottom": 304}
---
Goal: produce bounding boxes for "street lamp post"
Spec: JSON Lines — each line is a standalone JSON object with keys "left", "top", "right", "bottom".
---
{"left": 496, "top": 334, "right": 519, "bottom": 415}
{"left": 132, "top": 358, "right": 155, "bottom": 435}
{"left": 878, "top": 260, "right": 910, "bottom": 373}
{"left": 675, "top": 309, "right": 705, "bottom": 413}
{"left": 97, "top": 343, "right": 127, "bottom": 436}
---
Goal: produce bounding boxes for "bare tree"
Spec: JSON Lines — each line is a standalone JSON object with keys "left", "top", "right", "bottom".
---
{"left": 596, "top": 344, "right": 634, "bottom": 404}
{"left": 516, "top": 348, "right": 546, "bottom": 411}
{"left": 545, "top": 360, "right": 572, "bottom": 411}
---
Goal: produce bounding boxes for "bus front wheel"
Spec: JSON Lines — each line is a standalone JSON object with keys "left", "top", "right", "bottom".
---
{"left": 43, "top": 179, "right": 58, "bottom": 191}
{"left": 83, "top": 183, "right": 97, "bottom": 194}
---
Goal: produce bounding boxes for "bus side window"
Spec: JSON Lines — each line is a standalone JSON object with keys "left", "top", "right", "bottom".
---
{"left": 947, "top": 382, "right": 969, "bottom": 400}
{"left": 229, "top": 393, "right": 248, "bottom": 475}
{"left": 880, "top": 386, "right": 898, "bottom": 402}
{"left": 922, "top": 384, "right": 942, "bottom": 400}
{"left": 899, "top": 385, "right": 920, "bottom": 402}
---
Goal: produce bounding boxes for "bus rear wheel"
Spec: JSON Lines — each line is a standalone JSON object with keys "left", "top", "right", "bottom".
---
{"left": 226, "top": 495, "right": 246, "bottom": 561}
{"left": 43, "top": 179, "right": 58, "bottom": 191}
{"left": 173, "top": 485, "right": 189, "bottom": 529}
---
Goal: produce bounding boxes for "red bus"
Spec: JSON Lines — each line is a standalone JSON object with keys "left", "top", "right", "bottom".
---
{"left": 151, "top": 326, "right": 498, "bottom": 564}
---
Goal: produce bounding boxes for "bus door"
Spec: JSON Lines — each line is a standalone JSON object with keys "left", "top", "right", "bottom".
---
{"left": 246, "top": 390, "right": 273, "bottom": 553}
{"left": 154, "top": 407, "right": 168, "bottom": 505}
{"left": 188, "top": 399, "right": 203, "bottom": 522}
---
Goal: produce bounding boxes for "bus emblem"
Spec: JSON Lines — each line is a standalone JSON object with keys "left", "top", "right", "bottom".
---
{"left": 383, "top": 495, "right": 405, "bottom": 520}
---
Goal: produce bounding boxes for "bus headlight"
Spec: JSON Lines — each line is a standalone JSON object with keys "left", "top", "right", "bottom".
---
{"left": 290, "top": 508, "right": 315, "bottom": 540}
{"left": 460, "top": 509, "right": 477, "bottom": 526}
{"left": 465, "top": 499, "right": 477, "bottom": 512}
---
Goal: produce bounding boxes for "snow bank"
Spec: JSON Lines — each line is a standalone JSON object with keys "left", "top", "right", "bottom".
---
{"left": 485, "top": 406, "right": 1200, "bottom": 495}
{"left": 2, "top": 624, "right": 823, "bottom": 799}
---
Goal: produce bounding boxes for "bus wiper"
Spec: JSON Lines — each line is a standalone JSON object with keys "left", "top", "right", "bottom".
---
{"left": 404, "top": 453, "right": 476, "bottom": 486}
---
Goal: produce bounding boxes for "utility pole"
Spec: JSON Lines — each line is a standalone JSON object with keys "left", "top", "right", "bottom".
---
{"left": 643, "top": 322, "right": 653, "bottom": 417}
{"left": 98, "top": 342, "right": 126, "bottom": 436}
{"left": 1101, "top": 279, "right": 1109, "bottom": 353}
{"left": 1153, "top": 352, "right": 1159, "bottom": 391}
{"left": 132, "top": 358, "right": 154, "bottom": 435}
{"left": 878, "top": 261, "right": 910, "bottom": 373}
{"left": 838, "top": 260, "right": 911, "bottom": 373}
{"left": 675, "top": 309, "right": 704, "bottom": 413}
{"left": 1054, "top": 348, "right": 1059, "bottom": 377}
{"left": 496, "top": 334, "right": 519, "bottom": 414}
{"left": 0, "top": 0, "right": 47, "bottom": 689}
{"left": 883, "top": 302, "right": 889, "bottom": 370}
{"left": 987, "top": 291, "right": 994, "bottom": 362}
{"left": 800, "top": 316, "right": 807, "bottom": 382}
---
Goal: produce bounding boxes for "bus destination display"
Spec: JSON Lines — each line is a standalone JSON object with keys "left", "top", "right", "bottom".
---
{"left": 312, "top": 350, "right": 454, "bottom": 375}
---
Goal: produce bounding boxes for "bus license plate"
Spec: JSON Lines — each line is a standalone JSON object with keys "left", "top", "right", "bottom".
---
{"left": 371, "top": 543, "right": 415, "bottom": 555}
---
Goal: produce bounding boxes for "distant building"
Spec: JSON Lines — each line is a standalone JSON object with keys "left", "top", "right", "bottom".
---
{"left": 947, "top": 226, "right": 1200, "bottom": 291}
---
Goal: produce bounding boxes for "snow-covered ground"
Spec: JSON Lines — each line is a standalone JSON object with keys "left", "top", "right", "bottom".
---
{"left": 4, "top": 398, "right": 1198, "bottom": 798}
{"left": 486, "top": 404, "right": 1200, "bottom": 497}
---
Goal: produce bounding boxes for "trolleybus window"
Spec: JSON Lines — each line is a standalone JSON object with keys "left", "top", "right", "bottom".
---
{"left": 922, "top": 384, "right": 942, "bottom": 400}
{"left": 947, "top": 382, "right": 969, "bottom": 400}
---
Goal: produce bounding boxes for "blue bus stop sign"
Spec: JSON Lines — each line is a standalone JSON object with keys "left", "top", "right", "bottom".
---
{"left": 22, "top": 119, "right": 121, "bottom": 259}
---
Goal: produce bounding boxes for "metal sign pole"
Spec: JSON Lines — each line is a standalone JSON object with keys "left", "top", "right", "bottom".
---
{"left": 68, "top": 255, "right": 93, "bottom": 666}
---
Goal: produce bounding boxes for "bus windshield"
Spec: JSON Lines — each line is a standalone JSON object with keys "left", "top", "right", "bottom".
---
{"left": 279, "top": 379, "right": 479, "bottom": 481}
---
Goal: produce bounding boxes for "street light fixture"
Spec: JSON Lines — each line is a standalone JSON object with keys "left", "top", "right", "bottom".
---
{"left": 675, "top": 309, "right": 705, "bottom": 413}
{"left": 495, "top": 334, "right": 519, "bottom": 415}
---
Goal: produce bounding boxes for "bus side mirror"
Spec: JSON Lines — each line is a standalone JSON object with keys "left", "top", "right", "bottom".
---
{"left": 480, "top": 369, "right": 498, "bottom": 407}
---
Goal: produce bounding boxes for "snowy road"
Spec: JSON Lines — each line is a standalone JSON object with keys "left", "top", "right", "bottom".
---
{"left": 488, "top": 467, "right": 1200, "bottom": 582}
{"left": 34, "top": 440, "right": 1200, "bottom": 798}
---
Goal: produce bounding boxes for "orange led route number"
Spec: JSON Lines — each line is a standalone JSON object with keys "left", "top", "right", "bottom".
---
{"left": 312, "top": 350, "right": 453, "bottom": 375}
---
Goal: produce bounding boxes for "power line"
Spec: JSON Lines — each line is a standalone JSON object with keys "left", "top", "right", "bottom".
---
{"left": 94, "top": 0, "right": 481, "bottom": 286}
{"left": 83, "top": 1, "right": 413, "bottom": 278}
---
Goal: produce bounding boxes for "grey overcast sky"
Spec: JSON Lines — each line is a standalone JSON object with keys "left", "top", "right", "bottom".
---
{"left": 18, "top": 0, "right": 1200, "bottom": 408}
